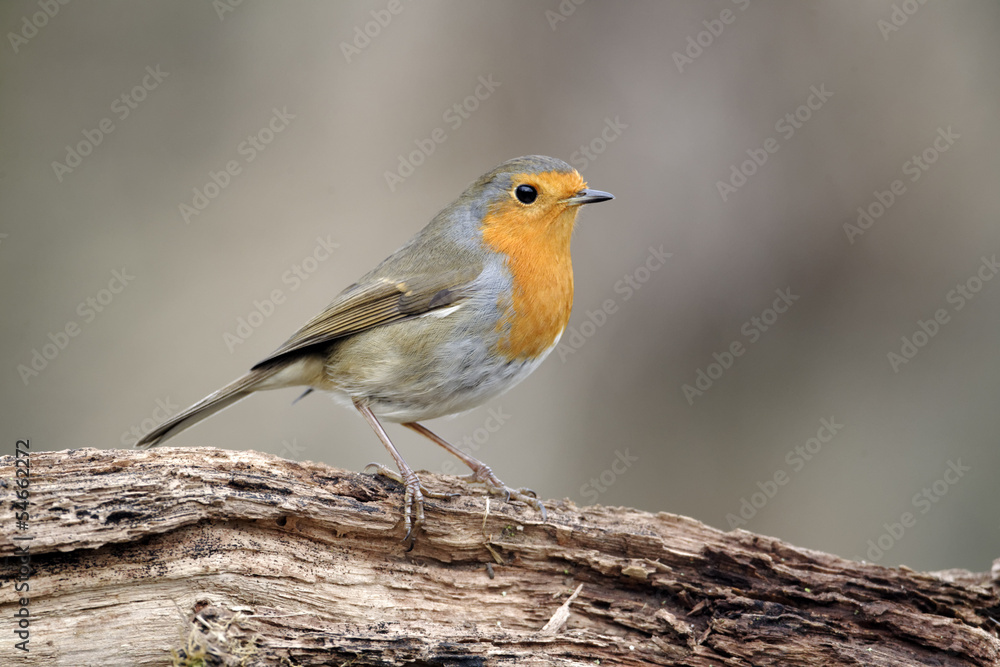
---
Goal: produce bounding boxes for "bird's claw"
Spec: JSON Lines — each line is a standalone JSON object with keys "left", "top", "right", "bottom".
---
{"left": 364, "top": 462, "right": 456, "bottom": 543}
{"left": 456, "top": 466, "right": 548, "bottom": 521}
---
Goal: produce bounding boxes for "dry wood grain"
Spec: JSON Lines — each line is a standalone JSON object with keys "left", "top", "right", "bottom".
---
{"left": 1, "top": 447, "right": 998, "bottom": 666}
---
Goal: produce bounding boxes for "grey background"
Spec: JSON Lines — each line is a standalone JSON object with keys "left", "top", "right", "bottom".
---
{"left": 2, "top": 1, "right": 998, "bottom": 572}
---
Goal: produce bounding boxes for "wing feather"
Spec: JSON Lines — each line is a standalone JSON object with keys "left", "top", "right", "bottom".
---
{"left": 252, "top": 268, "right": 480, "bottom": 369}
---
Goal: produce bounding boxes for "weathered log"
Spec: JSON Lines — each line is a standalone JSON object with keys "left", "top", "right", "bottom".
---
{"left": 1, "top": 447, "right": 998, "bottom": 666}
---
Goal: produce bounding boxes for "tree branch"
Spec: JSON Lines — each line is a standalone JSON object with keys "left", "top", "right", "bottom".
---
{"left": 1, "top": 447, "right": 998, "bottom": 666}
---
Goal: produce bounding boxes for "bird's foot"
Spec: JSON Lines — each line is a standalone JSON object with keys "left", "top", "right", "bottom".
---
{"left": 364, "top": 462, "right": 457, "bottom": 544}
{"left": 456, "top": 464, "right": 547, "bottom": 521}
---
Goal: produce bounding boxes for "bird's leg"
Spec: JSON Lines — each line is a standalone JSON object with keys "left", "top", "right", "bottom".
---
{"left": 403, "top": 421, "right": 548, "bottom": 521}
{"left": 354, "top": 401, "right": 452, "bottom": 543}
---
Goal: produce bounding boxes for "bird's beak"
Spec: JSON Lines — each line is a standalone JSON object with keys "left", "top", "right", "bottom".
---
{"left": 565, "top": 188, "right": 614, "bottom": 206}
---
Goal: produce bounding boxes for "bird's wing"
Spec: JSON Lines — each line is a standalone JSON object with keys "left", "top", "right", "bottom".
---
{"left": 252, "top": 266, "right": 481, "bottom": 368}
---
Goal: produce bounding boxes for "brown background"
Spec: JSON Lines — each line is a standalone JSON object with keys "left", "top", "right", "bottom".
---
{"left": 2, "top": 0, "right": 999, "bottom": 571}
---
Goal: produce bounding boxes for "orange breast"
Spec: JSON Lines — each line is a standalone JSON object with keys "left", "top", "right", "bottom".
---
{"left": 481, "top": 203, "right": 579, "bottom": 361}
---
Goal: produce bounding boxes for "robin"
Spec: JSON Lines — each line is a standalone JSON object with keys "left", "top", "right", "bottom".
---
{"left": 136, "top": 155, "right": 614, "bottom": 539}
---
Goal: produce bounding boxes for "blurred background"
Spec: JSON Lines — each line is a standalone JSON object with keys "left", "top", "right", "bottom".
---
{"left": 3, "top": 1, "right": 999, "bottom": 572}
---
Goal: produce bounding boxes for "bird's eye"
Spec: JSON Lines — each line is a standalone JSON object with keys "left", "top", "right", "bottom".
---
{"left": 515, "top": 184, "right": 538, "bottom": 204}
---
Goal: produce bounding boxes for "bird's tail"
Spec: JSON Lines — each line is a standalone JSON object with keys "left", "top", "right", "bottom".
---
{"left": 135, "top": 365, "right": 285, "bottom": 449}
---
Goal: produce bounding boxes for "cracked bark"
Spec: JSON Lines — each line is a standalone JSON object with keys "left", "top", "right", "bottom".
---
{"left": 1, "top": 447, "right": 998, "bottom": 666}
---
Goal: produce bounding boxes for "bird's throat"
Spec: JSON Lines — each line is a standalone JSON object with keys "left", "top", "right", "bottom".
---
{"left": 482, "top": 208, "right": 578, "bottom": 361}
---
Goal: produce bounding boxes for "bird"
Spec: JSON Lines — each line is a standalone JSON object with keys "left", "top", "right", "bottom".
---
{"left": 136, "top": 155, "right": 614, "bottom": 540}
